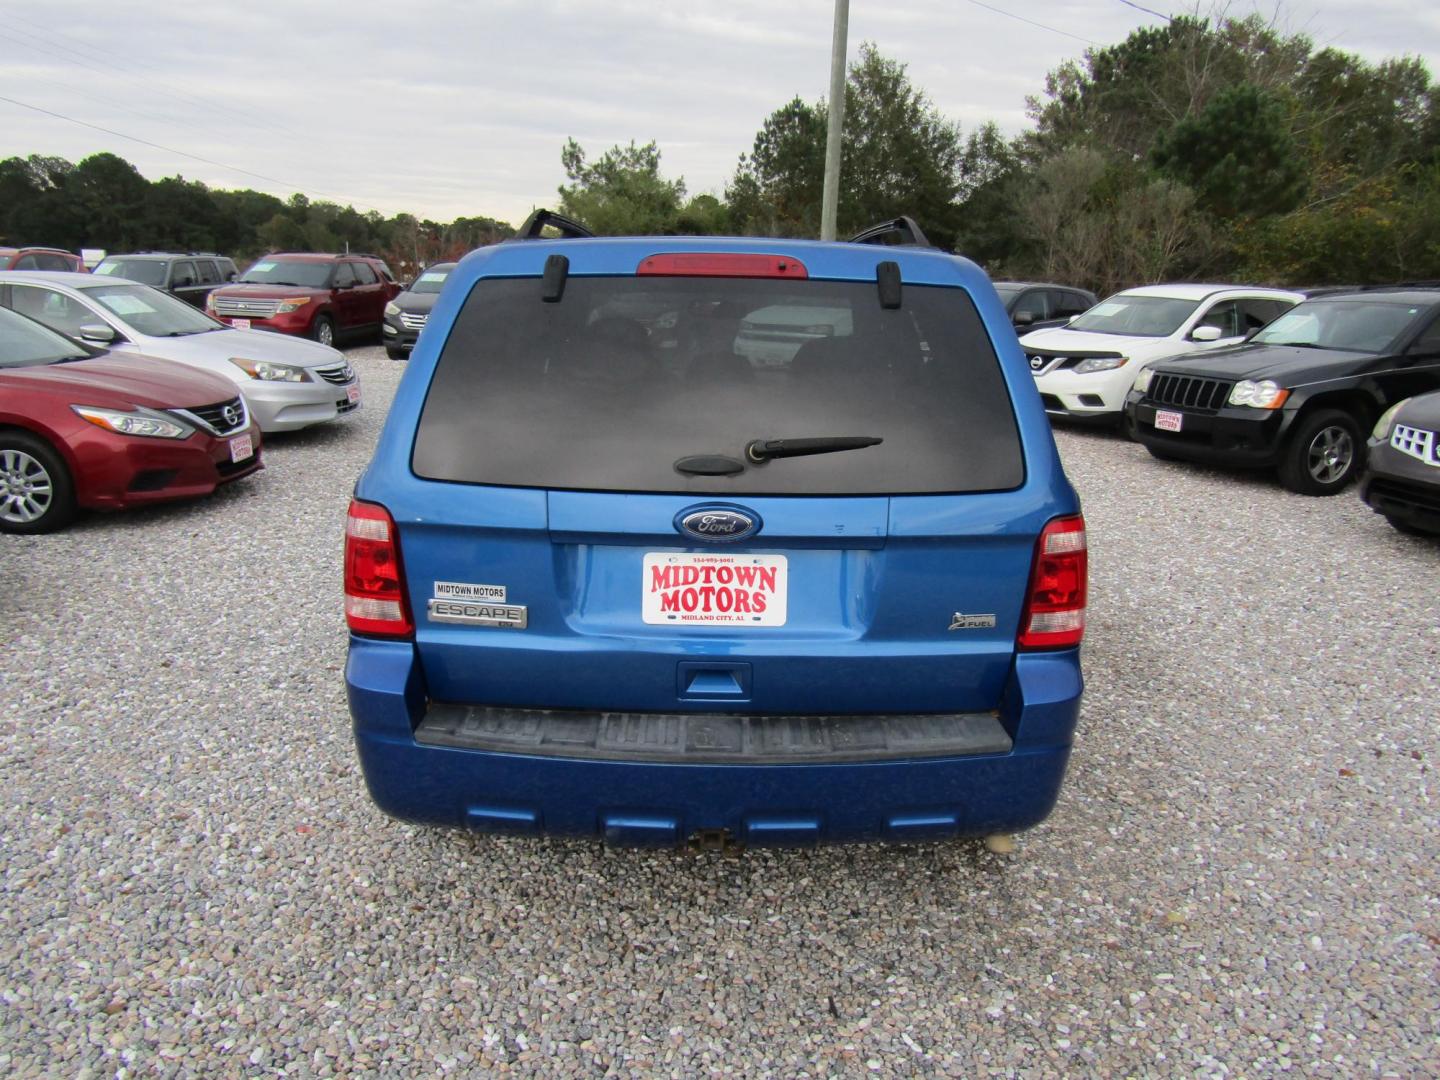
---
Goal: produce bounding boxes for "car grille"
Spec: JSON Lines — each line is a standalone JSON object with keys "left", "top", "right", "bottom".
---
{"left": 1147, "top": 372, "right": 1233, "bottom": 412}
{"left": 212, "top": 296, "right": 280, "bottom": 318}
{"left": 314, "top": 363, "right": 355, "bottom": 385}
{"left": 1391, "top": 424, "right": 1440, "bottom": 467}
{"left": 175, "top": 396, "right": 248, "bottom": 436}
{"left": 399, "top": 312, "right": 428, "bottom": 331}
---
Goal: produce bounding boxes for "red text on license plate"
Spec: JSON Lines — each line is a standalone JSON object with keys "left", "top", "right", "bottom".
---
{"left": 642, "top": 553, "right": 788, "bottom": 626}
{"left": 1155, "top": 410, "right": 1183, "bottom": 432}
{"left": 229, "top": 433, "right": 253, "bottom": 462}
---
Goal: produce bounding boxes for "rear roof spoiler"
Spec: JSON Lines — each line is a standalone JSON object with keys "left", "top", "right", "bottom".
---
{"left": 511, "top": 209, "right": 596, "bottom": 241}
{"left": 847, "top": 216, "right": 934, "bottom": 249}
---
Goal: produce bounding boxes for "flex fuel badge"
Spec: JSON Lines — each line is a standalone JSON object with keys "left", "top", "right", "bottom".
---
{"left": 427, "top": 581, "right": 527, "bottom": 629}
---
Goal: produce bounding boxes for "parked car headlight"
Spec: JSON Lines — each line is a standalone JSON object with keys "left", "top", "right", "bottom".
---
{"left": 72, "top": 405, "right": 193, "bottom": 439}
{"left": 384, "top": 302, "right": 401, "bottom": 317}
{"left": 1132, "top": 368, "right": 1156, "bottom": 394}
{"left": 1372, "top": 400, "right": 1406, "bottom": 440}
{"left": 1073, "top": 356, "right": 1127, "bottom": 374}
{"left": 229, "top": 357, "right": 312, "bottom": 382}
{"left": 276, "top": 297, "right": 312, "bottom": 313}
{"left": 204, "top": 293, "right": 216, "bottom": 311}
{"left": 1228, "top": 379, "right": 1290, "bottom": 409}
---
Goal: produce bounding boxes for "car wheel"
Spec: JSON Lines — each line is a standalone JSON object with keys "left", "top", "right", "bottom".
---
{"left": 0, "top": 433, "right": 77, "bottom": 534}
{"left": 312, "top": 315, "right": 336, "bottom": 348}
{"left": 1277, "top": 409, "right": 1361, "bottom": 496}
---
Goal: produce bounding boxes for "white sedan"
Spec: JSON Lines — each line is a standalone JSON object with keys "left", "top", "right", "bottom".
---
{"left": 1020, "top": 284, "right": 1303, "bottom": 424}
{"left": 0, "top": 271, "right": 361, "bottom": 432}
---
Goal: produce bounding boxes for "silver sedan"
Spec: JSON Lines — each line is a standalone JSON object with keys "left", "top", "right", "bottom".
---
{"left": 0, "top": 271, "right": 361, "bottom": 432}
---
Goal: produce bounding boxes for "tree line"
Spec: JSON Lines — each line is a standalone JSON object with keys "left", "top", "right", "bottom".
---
{"left": 0, "top": 152, "right": 513, "bottom": 279}
{"left": 3, "top": 14, "right": 1436, "bottom": 292}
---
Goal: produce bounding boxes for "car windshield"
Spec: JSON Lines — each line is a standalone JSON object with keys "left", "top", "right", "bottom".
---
{"left": 0, "top": 307, "right": 91, "bottom": 367}
{"left": 1067, "top": 295, "right": 1200, "bottom": 337}
{"left": 410, "top": 267, "right": 453, "bottom": 294}
{"left": 81, "top": 284, "right": 223, "bottom": 336}
{"left": 95, "top": 259, "right": 166, "bottom": 286}
{"left": 1251, "top": 300, "right": 1425, "bottom": 352}
{"left": 414, "top": 276, "right": 1024, "bottom": 495}
{"left": 238, "top": 259, "right": 333, "bottom": 287}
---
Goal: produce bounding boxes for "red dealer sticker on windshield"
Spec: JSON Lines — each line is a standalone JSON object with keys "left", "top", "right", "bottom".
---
{"left": 642, "top": 553, "right": 788, "bottom": 626}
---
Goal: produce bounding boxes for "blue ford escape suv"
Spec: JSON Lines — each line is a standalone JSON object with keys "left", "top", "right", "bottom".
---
{"left": 345, "top": 212, "right": 1087, "bottom": 848}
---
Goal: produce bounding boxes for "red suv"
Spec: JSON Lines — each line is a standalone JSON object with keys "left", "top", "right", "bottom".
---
{"left": 0, "top": 247, "right": 85, "bottom": 272}
{"left": 205, "top": 253, "right": 401, "bottom": 346}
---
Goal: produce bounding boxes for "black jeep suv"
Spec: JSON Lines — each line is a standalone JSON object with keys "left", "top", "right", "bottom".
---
{"left": 1124, "top": 288, "right": 1440, "bottom": 495}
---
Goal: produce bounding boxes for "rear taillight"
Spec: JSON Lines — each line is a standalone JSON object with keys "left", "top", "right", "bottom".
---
{"left": 1018, "top": 515, "right": 1087, "bottom": 650}
{"left": 345, "top": 499, "right": 413, "bottom": 637}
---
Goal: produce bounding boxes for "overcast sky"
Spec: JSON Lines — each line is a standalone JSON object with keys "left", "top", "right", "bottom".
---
{"left": 3, "top": 1, "right": 1437, "bottom": 226}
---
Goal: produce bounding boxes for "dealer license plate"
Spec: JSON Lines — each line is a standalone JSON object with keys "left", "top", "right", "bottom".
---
{"left": 1154, "top": 409, "right": 1183, "bottom": 432}
{"left": 346, "top": 383, "right": 362, "bottom": 404}
{"left": 229, "top": 433, "right": 254, "bottom": 462}
{"left": 230, "top": 318, "right": 251, "bottom": 329}
{"left": 642, "top": 552, "right": 788, "bottom": 626}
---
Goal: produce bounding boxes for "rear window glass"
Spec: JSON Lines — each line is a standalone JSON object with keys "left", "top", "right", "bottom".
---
{"left": 413, "top": 276, "right": 1023, "bottom": 495}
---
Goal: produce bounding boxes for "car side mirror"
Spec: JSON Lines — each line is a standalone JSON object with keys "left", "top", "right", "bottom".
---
{"left": 1013, "top": 311, "right": 1035, "bottom": 327}
{"left": 1190, "top": 325, "right": 1224, "bottom": 342}
{"left": 79, "top": 323, "right": 117, "bottom": 344}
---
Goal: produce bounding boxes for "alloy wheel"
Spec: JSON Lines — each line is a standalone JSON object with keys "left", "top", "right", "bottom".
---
{"left": 0, "top": 448, "right": 54, "bottom": 525}
{"left": 1306, "top": 425, "right": 1354, "bottom": 486}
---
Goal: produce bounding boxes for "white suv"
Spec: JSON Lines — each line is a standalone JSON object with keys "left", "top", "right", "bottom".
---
{"left": 1020, "top": 284, "right": 1303, "bottom": 423}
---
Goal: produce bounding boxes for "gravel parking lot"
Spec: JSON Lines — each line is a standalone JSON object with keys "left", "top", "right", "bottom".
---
{"left": 2, "top": 344, "right": 1437, "bottom": 1077}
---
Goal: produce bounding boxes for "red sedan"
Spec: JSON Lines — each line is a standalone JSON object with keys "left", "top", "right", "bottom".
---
{"left": 0, "top": 307, "right": 262, "bottom": 533}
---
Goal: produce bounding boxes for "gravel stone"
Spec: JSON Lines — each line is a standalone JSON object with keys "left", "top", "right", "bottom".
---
{"left": 1, "top": 346, "right": 1436, "bottom": 1076}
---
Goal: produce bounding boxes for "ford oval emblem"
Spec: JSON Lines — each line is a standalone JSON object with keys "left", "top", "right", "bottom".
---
{"left": 676, "top": 506, "right": 760, "bottom": 543}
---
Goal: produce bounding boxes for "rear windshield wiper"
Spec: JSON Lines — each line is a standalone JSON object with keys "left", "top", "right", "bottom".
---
{"left": 746, "top": 436, "right": 883, "bottom": 463}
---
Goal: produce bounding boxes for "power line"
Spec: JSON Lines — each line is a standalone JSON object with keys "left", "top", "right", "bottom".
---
{"left": 959, "top": 0, "right": 1097, "bottom": 45}
{"left": 0, "top": 92, "right": 386, "bottom": 213}
{"left": 0, "top": 13, "right": 308, "bottom": 140}
{"left": 1116, "top": 0, "right": 1174, "bottom": 21}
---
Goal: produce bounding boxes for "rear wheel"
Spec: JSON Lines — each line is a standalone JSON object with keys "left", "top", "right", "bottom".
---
{"left": 311, "top": 314, "right": 336, "bottom": 348}
{"left": 0, "top": 433, "right": 77, "bottom": 534}
{"left": 1277, "top": 409, "right": 1361, "bottom": 495}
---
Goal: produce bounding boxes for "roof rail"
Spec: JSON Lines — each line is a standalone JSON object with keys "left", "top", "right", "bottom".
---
{"left": 512, "top": 209, "right": 596, "bottom": 241}
{"left": 847, "top": 216, "right": 933, "bottom": 249}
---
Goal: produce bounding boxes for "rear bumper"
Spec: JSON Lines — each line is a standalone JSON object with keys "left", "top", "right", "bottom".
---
{"left": 345, "top": 637, "right": 1084, "bottom": 846}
